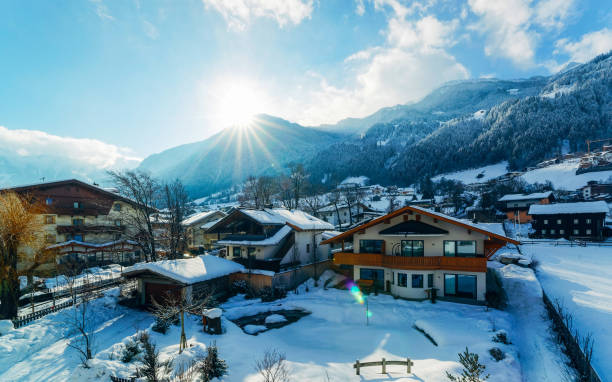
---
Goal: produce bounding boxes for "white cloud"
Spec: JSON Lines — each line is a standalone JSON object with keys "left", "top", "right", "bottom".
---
{"left": 202, "top": 0, "right": 313, "bottom": 30}
{"left": 355, "top": 0, "right": 366, "bottom": 16}
{"left": 555, "top": 28, "right": 612, "bottom": 62}
{"left": 275, "top": 6, "right": 469, "bottom": 126}
{"left": 0, "top": 126, "right": 141, "bottom": 169}
{"left": 90, "top": 0, "right": 114, "bottom": 21}
{"left": 468, "top": 0, "right": 577, "bottom": 68}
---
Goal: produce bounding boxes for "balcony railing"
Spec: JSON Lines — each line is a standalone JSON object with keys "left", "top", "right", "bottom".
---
{"left": 333, "top": 252, "right": 487, "bottom": 272}
{"left": 56, "top": 225, "right": 125, "bottom": 234}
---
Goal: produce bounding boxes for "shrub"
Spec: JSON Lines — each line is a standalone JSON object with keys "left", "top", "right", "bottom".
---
{"left": 121, "top": 338, "right": 141, "bottom": 363}
{"left": 138, "top": 334, "right": 168, "bottom": 382}
{"left": 492, "top": 331, "right": 510, "bottom": 345}
{"left": 231, "top": 280, "right": 249, "bottom": 294}
{"left": 446, "top": 347, "right": 489, "bottom": 382}
{"left": 259, "top": 286, "right": 286, "bottom": 302}
{"left": 255, "top": 348, "right": 289, "bottom": 382}
{"left": 152, "top": 316, "right": 170, "bottom": 334}
{"left": 198, "top": 342, "right": 228, "bottom": 382}
{"left": 489, "top": 347, "right": 504, "bottom": 362}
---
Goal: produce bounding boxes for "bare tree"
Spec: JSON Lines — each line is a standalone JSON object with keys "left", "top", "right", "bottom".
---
{"left": 328, "top": 188, "right": 343, "bottom": 228}
{"left": 163, "top": 179, "right": 189, "bottom": 260}
{"left": 289, "top": 164, "right": 307, "bottom": 209}
{"left": 64, "top": 277, "right": 96, "bottom": 367}
{"left": 255, "top": 348, "right": 290, "bottom": 382}
{"left": 302, "top": 192, "right": 323, "bottom": 217}
{"left": 0, "top": 191, "right": 46, "bottom": 319}
{"left": 152, "top": 288, "right": 214, "bottom": 353}
{"left": 341, "top": 184, "right": 364, "bottom": 225}
{"left": 387, "top": 195, "right": 399, "bottom": 213}
{"left": 107, "top": 170, "right": 160, "bottom": 262}
{"left": 239, "top": 176, "right": 260, "bottom": 208}
{"left": 278, "top": 176, "right": 294, "bottom": 209}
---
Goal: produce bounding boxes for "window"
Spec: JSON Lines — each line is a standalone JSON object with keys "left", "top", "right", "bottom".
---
{"left": 45, "top": 234, "right": 56, "bottom": 243}
{"left": 359, "top": 240, "right": 384, "bottom": 254}
{"left": 114, "top": 219, "right": 121, "bottom": 226}
{"left": 427, "top": 274, "right": 434, "bottom": 288}
{"left": 360, "top": 268, "right": 384, "bottom": 289}
{"left": 400, "top": 240, "right": 424, "bottom": 257}
{"left": 550, "top": 229, "right": 556, "bottom": 234}
{"left": 247, "top": 247, "right": 256, "bottom": 257}
{"left": 45, "top": 197, "right": 53, "bottom": 205}
{"left": 74, "top": 234, "right": 83, "bottom": 242}
{"left": 113, "top": 203, "right": 121, "bottom": 211}
{"left": 306, "top": 244, "right": 310, "bottom": 253}
{"left": 72, "top": 218, "right": 84, "bottom": 226}
{"left": 397, "top": 273, "right": 407, "bottom": 287}
{"left": 444, "top": 274, "right": 477, "bottom": 299}
{"left": 559, "top": 229, "right": 565, "bottom": 235}
{"left": 573, "top": 218, "right": 579, "bottom": 224}
{"left": 44, "top": 215, "right": 55, "bottom": 224}
{"left": 114, "top": 233, "right": 121, "bottom": 240}
{"left": 541, "top": 229, "right": 547, "bottom": 235}
{"left": 556, "top": 219, "right": 562, "bottom": 225}
{"left": 444, "top": 240, "right": 476, "bottom": 257}
{"left": 73, "top": 201, "right": 82, "bottom": 209}
{"left": 573, "top": 229, "right": 579, "bottom": 235}
{"left": 586, "top": 218, "right": 592, "bottom": 224}
{"left": 544, "top": 219, "right": 549, "bottom": 225}
{"left": 586, "top": 229, "right": 592, "bottom": 235}
{"left": 233, "top": 247, "right": 241, "bottom": 258}
{"left": 412, "top": 274, "right": 424, "bottom": 288}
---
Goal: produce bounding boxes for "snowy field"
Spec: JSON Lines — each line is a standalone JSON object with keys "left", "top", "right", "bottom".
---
{"left": 0, "top": 271, "right": 529, "bottom": 382}
{"left": 521, "top": 159, "right": 612, "bottom": 190}
{"left": 521, "top": 243, "right": 612, "bottom": 380}
{"left": 431, "top": 162, "right": 508, "bottom": 184}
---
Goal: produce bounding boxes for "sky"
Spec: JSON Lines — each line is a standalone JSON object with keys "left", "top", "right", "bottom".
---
{"left": 1, "top": 0, "right": 611, "bottom": 166}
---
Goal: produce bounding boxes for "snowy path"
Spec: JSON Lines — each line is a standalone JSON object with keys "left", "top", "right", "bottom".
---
{"left": 491, "top": 261, "right": 573, "bottom": 382}
{"left": 522, "top": 243, "right": 612, "bottom": 380}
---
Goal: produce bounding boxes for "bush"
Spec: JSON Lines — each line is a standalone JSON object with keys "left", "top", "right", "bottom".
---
{"left": 138, "top": 333, "right": 168, "bottom": 382}
{"left": 446, "top": 347, "right": 489, "bottom": 382}
{"left": 121, "top": 338, "right": 141, "bottom": 363}
{"left": 152, "top": 316, "right": 170, "bottom": 334}
{"left": 489, "top": 347, "right": 504, "bottom": 361}
{"left": 259, "top": 286, "right": 287, "bottom": 302}
{"left": 198, "top": 342, "right": 228, "bottom": 382}
{"left": 492, "top": 331, "right": 510, "bottom": 345}
{"left": 231, "top": 280, "right": 249, "bottom": 294}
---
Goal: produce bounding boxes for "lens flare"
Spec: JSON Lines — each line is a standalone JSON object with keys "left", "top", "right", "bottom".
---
{"left": 347, "top": 282, "right": 365, "bottom": 304}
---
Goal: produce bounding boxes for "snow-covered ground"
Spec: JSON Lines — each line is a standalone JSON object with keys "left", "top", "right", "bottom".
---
{"left": 432, "top": 162, "right": 509, "bottom": 184}
{"left": 521, "top": 243, "right": 612, "bottom": 380}
{"left": 44, "top": 265, "right": 123, "bottom": 292}
{"left": 0, "top": 271, "right": 530, "bottom": 382}
{"left": 521, "top": 159, "right": 612, "bottom": 190}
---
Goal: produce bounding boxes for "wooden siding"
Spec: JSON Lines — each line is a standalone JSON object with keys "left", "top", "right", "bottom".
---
{"left": 334, "top": 252, "right": 487, "bottom": 272}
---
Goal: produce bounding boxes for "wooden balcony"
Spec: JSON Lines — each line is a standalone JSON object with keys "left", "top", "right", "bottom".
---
{"left": 333, "top": 252, "right": 487, "bottom": 273}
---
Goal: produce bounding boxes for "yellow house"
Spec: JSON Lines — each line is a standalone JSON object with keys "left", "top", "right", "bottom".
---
{"left": 182, "top": 210, "right": 227, "bottom": 253}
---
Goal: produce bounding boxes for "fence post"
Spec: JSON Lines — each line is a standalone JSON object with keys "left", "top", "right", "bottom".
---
{"left": 382, "top": 357, "right": 386, "bottom": 373}
{"left": 407, "top": 358, "right": 412, "bottom": 373}
{"left": 355, "top": 360, "right": 360, "bottom": 375}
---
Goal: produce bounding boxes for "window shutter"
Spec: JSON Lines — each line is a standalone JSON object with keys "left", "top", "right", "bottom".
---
{"left": 381, "top": 240, "right": 386, "bottom": 254}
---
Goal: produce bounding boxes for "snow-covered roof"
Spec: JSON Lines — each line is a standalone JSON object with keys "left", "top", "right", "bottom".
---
{"left": 528, "top": 201, "right": 609, "bottom": 215}
{"left": 46, "top": 238, "right": 138, "bottom": 250}
{"left": 318, "top": 202, "right": 379, "bottom": 213}
{"left": 321, "top": 230, "right": 343, "bottom": 240}
{"left": 499, "top": 192, "right": 553, "bottom": 202}
{"left": 122, "top": 255, "right": 244, "bottom": 284}
{"left": 241, "top": 208, "right": 333, "bottom": 230}
{"left": 217, "top": 225, "right": 293, "bottom": 246}
{"left": 182, "top": 210, "right": 225, "bottom": 226}
{"left": 201, "top": 218, "right": 223, "bottom": 230}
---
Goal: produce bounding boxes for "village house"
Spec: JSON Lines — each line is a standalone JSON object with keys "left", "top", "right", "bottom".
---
{"left": 4, "top": 179, "right": 144, "bottom": 276}
{"left": 579, "top": 180, "right": 612, "bottom": 201}
{"left": 122, "top": 254, "right": 244, "bottom": 306}
{"left": 321, "top": 206, "right": 519, "bottom": 303}
{"left": 528, "top": 201, "right": 609, "bottom": 240}
{"left": 498, "top": 191, "right": 554, "bottom": 223}
{"left": 182, "top": 210, "right": 227, "bottom": 253}
{"left": 206, "top": 208, "right": 336, "bottom": 290}
{"left": 318, "top": 202, "right": 381, "bottom": 228}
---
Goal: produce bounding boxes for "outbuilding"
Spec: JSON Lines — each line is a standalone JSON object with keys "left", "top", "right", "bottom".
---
{"left": 122, "top": 255, "right": 245, "bottom": 305}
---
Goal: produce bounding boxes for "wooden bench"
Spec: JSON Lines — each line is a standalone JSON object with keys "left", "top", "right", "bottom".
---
{"left": 353, "top": 358, "right": 414, "bottom": 375}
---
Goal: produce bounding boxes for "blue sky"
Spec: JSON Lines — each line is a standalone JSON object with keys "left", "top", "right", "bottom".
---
{"left": 1, "top": 0, "right": 611, "bottom": 164}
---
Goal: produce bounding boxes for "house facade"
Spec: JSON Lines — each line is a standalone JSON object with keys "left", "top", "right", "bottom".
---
{"left": 207, "top": 208, "right": 335, "bottom": 290}
{"left": 580, "top": 181, "right": 612, "bottom": 201}
{"left": 321, "top": 206, "right": 518, "bottom": 303}
{"left": 498, "top": 191, "right": 554, "bottom": 223}
{"left": 528, "top": 201, "right": 609, "bottom": 240}
{"left": 5, "top": 179, "right": 143, "bottom": 276}
{"left": 318, "top": 202, "right": 382, "bottom": 228}
{"left": 182, "top": 210, "right": 227, "bottom": 253}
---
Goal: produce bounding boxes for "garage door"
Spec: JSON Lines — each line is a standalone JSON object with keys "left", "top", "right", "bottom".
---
{"left": 144, "top": 282, "right": 182, "bottom": 305}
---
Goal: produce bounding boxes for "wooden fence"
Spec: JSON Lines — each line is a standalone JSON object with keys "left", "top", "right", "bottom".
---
{"left": 13, "top": 299, "right": 74, "bottom": 328}
{"left": 542, "top": 292, "right": 602, "bottom": 382}
{"left": 353, "top": 358, "right": 414, "bottom": 375}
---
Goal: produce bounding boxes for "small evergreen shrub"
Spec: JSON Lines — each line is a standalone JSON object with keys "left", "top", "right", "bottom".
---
{"left": 121, "top": 338, "right": 141, "bottom": 363}
{"left": 446, "top": 347, "right": 489, "bottom": 382}
{"left": 492, "top": 331, "right": 510, "bottom": 345}
{"left": 485, "top": 291, "right": 503, "bottom": 310}
{"left": 152, "top": 316, "right": 170, "bottom": 334}
{"left": 231, "top": 280, "right": 249, "bottom": 294}
{"left": 259, "top": 286, "right": 287, "bottom": 302}
{"left": 489, "top": 347, "right": 504, "bottom": 362}
{"left": 198, "top": 342, "right": 228, "bottom": 382}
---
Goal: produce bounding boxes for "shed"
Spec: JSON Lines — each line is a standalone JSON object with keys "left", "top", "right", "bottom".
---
{"left": 122, "top": 255, "right": 245, "bottom": 305}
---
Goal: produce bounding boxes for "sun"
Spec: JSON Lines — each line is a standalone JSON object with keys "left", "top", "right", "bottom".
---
{"left": 210, "top": 78, "right": 266, "bottom": 129}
